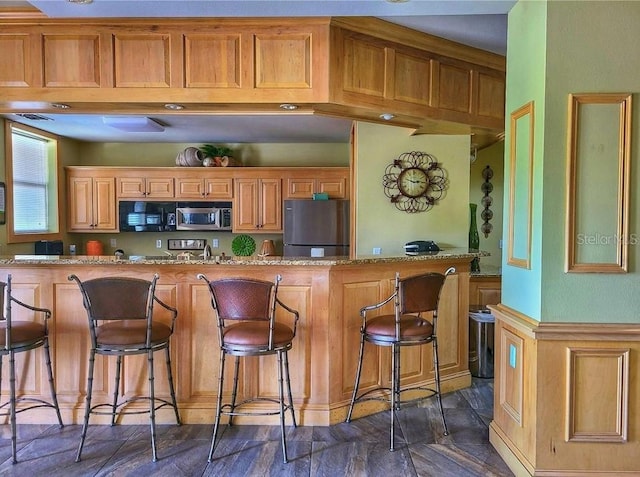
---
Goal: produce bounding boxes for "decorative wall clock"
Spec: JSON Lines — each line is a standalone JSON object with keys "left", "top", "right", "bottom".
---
{"left": 382, "top": 151, "right": 447, "bottom": 213}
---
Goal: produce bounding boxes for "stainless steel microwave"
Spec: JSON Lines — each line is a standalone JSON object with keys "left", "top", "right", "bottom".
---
{"left": 176, "top": 203, "right": 232, "bottom": 231}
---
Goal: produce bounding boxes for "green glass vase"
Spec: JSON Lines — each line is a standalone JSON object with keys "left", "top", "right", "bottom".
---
{"left": 469, "top": 203, "right": 480, "bottom": 272}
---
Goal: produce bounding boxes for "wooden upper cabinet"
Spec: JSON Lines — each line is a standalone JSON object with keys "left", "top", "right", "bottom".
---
{"left": 113, "top": 32, "right": 180, "bottom": 88}
{"left": 117, "top": 175, "right": 174, "bottom": 199}
{"left": 0, "top": 33, "right": 36, "bottom": 87}
{"left": 331, "top": 24, "right": 504, "bottom": 129}
{"left": 175, "top": 177, "right": 233, "bottom": 200}
{"left": 43, "top": 34, "right": 102, "bottom": 87}
{"left": 434, "top": 60, "right": 472, "bottom": 114}
{"left": 68, "top": 174, "right": 117, "bottom": 232}
{"left": 284, "top": 168, "right": 349, "bottom": 199}
{"left": 233, "top": 177, "right": 282, "bottom": 233}
{"left": 255, "top": 33, "right": 312, "bottom": 89}
{"left": 185, "top": 34, "right": 242, "bottom": 88}
{"left": 184, "top": 23, "right": 328, "bottom": 100}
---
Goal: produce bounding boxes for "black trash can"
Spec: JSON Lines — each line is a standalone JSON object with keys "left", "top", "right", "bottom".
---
{"left": 469, "top": 307, "right": 495, "bottom": 378}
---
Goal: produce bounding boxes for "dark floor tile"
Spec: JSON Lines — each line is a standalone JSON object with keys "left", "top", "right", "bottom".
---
{"left": 310, "top": 440, "right": 416, "bottom": 477}
{"left": 95, "top": 438, "right": 211, "bottom": 477}
{"left": 409, "top": 443, "right": 512, "bottom": 477}
{"left": 0, "top": 379, "right": 513, "bottom": 477}
{"left": 313, "top": 411, "right": 402, "bottom": 445}
{"left": 204, "top": 439, "right": 311, "bottom": 477}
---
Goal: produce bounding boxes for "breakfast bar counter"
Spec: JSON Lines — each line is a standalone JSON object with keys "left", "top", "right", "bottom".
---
{"left": 0, "top": 250, "right": 475, "bottom": 426}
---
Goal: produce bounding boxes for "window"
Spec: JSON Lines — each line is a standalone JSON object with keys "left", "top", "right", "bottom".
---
{"left": 5, "top": 122, "right": 61, "bottom": 243}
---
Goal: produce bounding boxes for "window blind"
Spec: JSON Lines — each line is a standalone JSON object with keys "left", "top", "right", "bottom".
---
{"left": 11, "top": 129, "right": 50, "bottom": 233}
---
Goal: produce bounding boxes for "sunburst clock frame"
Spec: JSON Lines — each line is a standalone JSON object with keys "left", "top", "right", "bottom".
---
{"left": 382, "top": 151, "right": 448, "bottom": 213}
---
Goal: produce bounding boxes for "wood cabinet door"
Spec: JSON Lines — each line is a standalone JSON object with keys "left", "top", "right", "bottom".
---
{"left": 233, "top": 179, "right": 260, "bottom": 231}
{"left": 317, "top": 177, "right": 348, "bottom": 199}
{"left": 92, "top": 178, "right": 117, "bottom": 231}
{"left": 175, "top": 177, "right": 206, "bottom": 199}
{"left": 258, "top": 178, "right": 282, "bottom": 232}
{"left": 145, "top": 177, "right": 174, "bottom": 198}
{"left": 204, "top": 178, "right": 233, "bottom": 200}
{"left": 285, "top": 177, "right": 315, "bottom": 199}
{"left": 68, "top": 176, "right": 94, "bottom": 231}
{"left": 117, "top": 177, "right": 146, "bottom": 198}
{"left": 68, "top": 176, "right": 116, "bottom": 231}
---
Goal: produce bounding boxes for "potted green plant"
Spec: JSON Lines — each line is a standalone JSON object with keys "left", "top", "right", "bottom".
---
{"left": 199, "top": 144, "right": 235, "bottom": 166}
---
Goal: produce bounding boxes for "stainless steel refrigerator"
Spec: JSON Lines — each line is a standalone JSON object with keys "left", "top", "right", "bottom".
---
{"left": 283, "top": 199, "right": 349, "bottom": 257}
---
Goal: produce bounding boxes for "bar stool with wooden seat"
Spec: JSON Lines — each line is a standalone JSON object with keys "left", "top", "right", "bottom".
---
{"left": 68, "top": 273, "right": 181, "bottom": 462}
{"left": 0, "top": 274, "right": 63, "bottom": 464}
{"left": 197, "top": 274, "right": 299, "bottom": 463}
{"left": 345, "top": 267, "right": 455, "bottom": 451}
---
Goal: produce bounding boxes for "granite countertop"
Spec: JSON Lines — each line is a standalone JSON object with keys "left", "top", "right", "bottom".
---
{"left": 2, "top": 248, "right": 486, "bottom": 266}
{"left": 471, "top": 263, "right": 502, "bottom": 277}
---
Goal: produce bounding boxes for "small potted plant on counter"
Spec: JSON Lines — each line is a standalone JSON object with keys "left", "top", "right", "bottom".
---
{"left": 199, "top": 144, "right": 239, "bottom": 167}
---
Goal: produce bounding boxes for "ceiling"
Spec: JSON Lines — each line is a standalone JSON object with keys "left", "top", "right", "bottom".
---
{"left": 2, "top": 1, "right": 515, "bottom": 144}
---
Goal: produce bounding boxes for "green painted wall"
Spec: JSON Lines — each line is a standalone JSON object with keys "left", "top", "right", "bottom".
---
{"left": 502, "top": 0, "right": 547, "bottom": 319}
{"left": 354, "top": 121, "right": 470, "bottom": 257}
{"left": 470, "top": 142, "right": 504, "bottom": 270}
{"left": 505, "top": 0, "right": 640, "bottom": 323}
{"left": 77, "top": 142, "right": 350, "bottom": 167}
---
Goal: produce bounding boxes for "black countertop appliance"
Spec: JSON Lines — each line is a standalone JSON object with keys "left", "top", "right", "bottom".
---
{"left": 283, "top": 199, "right": 349, "bottom": 257}
{"left": 35, "top": 240, "right": 63, "bottom": 255}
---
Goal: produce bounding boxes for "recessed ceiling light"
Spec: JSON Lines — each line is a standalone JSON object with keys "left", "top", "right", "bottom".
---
{"left": 385, "top": 0, "right": 410, "bottom": 3}
{"left": 164, "top": 103, "right": 184, "bottom": 111}
{"left": 279, "top": 103, "right": 298, "bottom": 111}
{"left": 67, "top": 0, "right": 93, "bottom": 4}
{"left": 51, "top": 103, "right": 70, "bottom": 109}
{"left": 102, "top": 116, "right": 165, "bottom": 133}
{"left": 379, "top": 113, "right": 395, "bottom": 121}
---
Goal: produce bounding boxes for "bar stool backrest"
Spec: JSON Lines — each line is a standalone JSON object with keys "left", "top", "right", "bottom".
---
{"left": 209, "top": 278, "right": 274, "bottom": 322}
{"left": 398, "top": 273, "right": 447, "bottom": 315}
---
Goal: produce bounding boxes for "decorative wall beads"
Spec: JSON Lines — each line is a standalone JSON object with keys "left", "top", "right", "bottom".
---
{"left": 481, "top": 166, "right": 494, "bottom": 237}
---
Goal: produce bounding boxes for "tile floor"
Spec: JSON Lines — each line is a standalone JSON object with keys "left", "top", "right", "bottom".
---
{"left": 0, "top": 378, "right": 513, "bottom": 476}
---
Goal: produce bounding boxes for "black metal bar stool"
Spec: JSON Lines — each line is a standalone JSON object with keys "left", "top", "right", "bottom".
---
{"left": 68, "top": 273, "right": 181, "bottom": 462}
{"left": 345, "top": 267, "right": 455, "bottom": 450}
{"left": 0, "top": 274, "right": 63, "bottom": 464}
{"left": 197, "top": 273, "right": 299, "bottom": 463}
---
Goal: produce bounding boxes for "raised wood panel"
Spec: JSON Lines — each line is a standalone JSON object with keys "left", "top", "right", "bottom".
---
{"left": 185, "top": 34, "right": 241, "bottom": 88}
{"left": 566, "top": 348, "right": 629, "bottom": 442}
{"left": 476, "top": 71, "right": 505, "bottom": 119}
{"left": 469, "top": 276, "right": 501, "bottom": 307}
{"left": 317, "top": 178, "right": 347, "bottom": 199}
{"left": 286, "top": 178, "right": 314, "bottom": 198}
{"left": 146, "top": 177, "right": 174, "bottom": 198}
{"left": 438, "top": 274, "right": 461, "bottom": 368}
{"left": 117, "top": 177, "right": 146, "bottom": 198}
{"left": 341, "top": 280, "right": 389, "bottom": 398}
{"left": 393, "top": 51, "right": 430, "bottom": 105}
{"left": 68, "top": 176, "right": 93, "bottom": 231}
{"left": 43, "top": 34, "right": 100, "bottom": 87}
{"left": 343, "top": 36, "right": 386, "bottom": 97}
{"left": 499, "top": 327, "right": 523, "bottom": 426}
{"left": 255, "top": 34, "right": 311, "bottom": 88}
{"left": 491, "top": 306, "right": 640, "bottom": 475}
{"left": 233, "top": 178, "right": 259, "bottom": 231}
{"left": 114, "top": 34, "right": 172, "bottom": 87}
{"left": 0, "top": 34, "right": 31, "bottom": 86}
{"left": 93, "top": 177, "right": 117, "bottom": 230}
{"left": 175, "top": 177, "right": 205, "bottom": 198}
{"left": 437, "top": 62, "right": 472, "bottom": 113}
{"left": 258, "top": 178, "right": 282, "bottom": 231}
{"left": 0, "top": 283, "right": 44, "bottom": 397}
{"left": 205, "top": 178, "right": 233, "bottom": 199}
